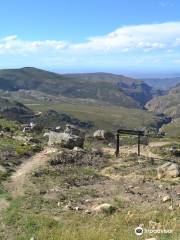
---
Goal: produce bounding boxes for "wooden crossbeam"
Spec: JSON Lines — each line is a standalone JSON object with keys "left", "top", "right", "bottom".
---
{"left": 117, "top": 129, "right": 144, "bottom": 136}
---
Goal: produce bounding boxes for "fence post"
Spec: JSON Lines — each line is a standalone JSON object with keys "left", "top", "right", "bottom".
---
{"left": 116, "top": 132, "right": 120, "bottom": 157}
{"left": 138, "top": 134, "right": 140, "bottom": 156}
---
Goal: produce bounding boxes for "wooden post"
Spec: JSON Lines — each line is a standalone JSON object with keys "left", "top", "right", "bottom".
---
{"left": 116, "top": 133, "right": 120, "bottom": 157}
{"left": 138, "top": 134, "right": 140, "bottom": 156}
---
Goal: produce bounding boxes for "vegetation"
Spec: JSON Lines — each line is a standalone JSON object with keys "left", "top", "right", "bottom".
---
{"left": 29, "top": 101, "right": 167, "bottom": 131}
{"left": 0, "top": 67, "right": 156, "bottom": 108}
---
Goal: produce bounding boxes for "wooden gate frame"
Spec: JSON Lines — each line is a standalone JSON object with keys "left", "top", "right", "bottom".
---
{"left": 115, "top": 129, "right": 144, "bottom": 157}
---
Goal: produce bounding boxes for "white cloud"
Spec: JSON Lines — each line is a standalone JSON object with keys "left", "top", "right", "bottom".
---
{"left": 0, "top": 36, "right": 68, "bottom": 54}
{"left": 1, "top": 22, "right": 180, "bottom": 69}
{"left": 1, "top": 22, "right": 180, "bottom": 55}
{"left": 71, "top": 22, "right": 180, "bottom": 52}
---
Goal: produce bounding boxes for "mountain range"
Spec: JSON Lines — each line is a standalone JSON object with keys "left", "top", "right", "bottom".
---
{"left": 0, "top": 67, "right": 158, "bottom": 108}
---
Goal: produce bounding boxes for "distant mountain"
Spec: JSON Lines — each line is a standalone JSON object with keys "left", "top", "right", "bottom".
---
{"left": 142, "top": 77, "right": 180, "bottom": 90}
{"left": 0, "top": 67, "right": 155, "bottom": 108}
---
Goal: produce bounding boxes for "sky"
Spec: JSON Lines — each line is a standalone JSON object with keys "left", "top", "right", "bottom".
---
{"left": 0, "top": 0, "right": 180, "bottom": 76}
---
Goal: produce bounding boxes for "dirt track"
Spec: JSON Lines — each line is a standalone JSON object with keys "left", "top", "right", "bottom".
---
{"left": 4, "top": 147, "right": 57, "bottom": 197}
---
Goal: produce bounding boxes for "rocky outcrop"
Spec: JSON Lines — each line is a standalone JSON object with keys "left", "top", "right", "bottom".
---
{"left": 33, "top": 109, "right": 93, "bottom": 130}
{"left": 46, "top": 125, "right": 85, "bottom": 149}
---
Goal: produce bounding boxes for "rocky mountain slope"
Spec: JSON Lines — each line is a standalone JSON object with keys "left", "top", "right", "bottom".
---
{"left": 146, "top": 84, "right": 180, "bottom": 119}
{"left": 146, "top": 84, "right": 180, "bottom": 137}
{"left": 0, "top": 67, "right": 156, "bottom": 108}
{"left": 0, "top": 97, "right": 34, "bottom": 122}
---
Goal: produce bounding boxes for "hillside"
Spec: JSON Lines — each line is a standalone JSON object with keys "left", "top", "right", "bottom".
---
{"left": 0, "top": 97, "right": 34, "bottom": 122}
{"left": 0, "top": 67, "right": 155, "bottom": 108}
{"left": 146, "top": 84, "right": 180, "bottom": 137}
{"left": 142, "top": 77, "right": 180, "bottom": 90}
{"left": 146, "top": 85, "right": 180, "bottom": 119}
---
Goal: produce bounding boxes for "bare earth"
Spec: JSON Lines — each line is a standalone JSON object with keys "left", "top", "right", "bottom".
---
{"left": 4, "top": 147, "right": 57, "bottom": 197}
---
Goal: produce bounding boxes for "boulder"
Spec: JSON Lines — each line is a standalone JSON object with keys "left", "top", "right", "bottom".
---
{"left": 48, "top": 131, "right": 84, "bottom": 149}
{"left": 93, "top": 130, "right": 114, "bottom": 142}
{"left": 157, "top": 162, "right": 180, "bottom": 179}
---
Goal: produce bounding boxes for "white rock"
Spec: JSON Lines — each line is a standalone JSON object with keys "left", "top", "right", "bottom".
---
{"left": 91, "top": 203, "right": 116, "bottom": 214}
{"left": 162, "top": 195, "right": 171, "bottom": 202}
{"left": 168, "top": 205, "right": 174, "bottom": 211}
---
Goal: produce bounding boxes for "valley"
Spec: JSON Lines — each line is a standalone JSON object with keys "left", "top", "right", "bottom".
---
{"left": 0, "top": 67, "right": 179, "bottom": 240}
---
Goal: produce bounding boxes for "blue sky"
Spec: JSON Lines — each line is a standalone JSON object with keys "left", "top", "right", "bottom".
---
{"left": 0, "top": 0, "right": 180, "bottom": 76}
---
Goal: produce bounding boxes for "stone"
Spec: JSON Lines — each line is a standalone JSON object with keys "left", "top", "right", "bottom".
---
{"left": 0, "top": 165, "right": 7, "bottom": 173}
{"left": 91, "top": 203, "right": 116, "bottom": 214}
{"left": 91, "top": 148, "right": 103, "bottom": 156}
{"left": 145, "top": 238, "right": 157, "bottom": 240}
{"left": 157, "top": 162, "right": 179, "bottom": 179}
{"left": 30, "top": 237, "right": 36, "bottom": 240}
{"left": 93, "top": 130, "right": 114, "bottom": 142}
{"left": 168, "top": 205, "right": 174, "bottom": 211}
{"left": 47, "top": 130, "right": 85, "bottom": 149}
{"left": 162, "top": 195, "right": 171, "bottom": 202}
{"left": 64, "top": 124, "right": 83, "bottom": 137}
{"left": 73, "top": 146, "right": 86, "bottom": 153}
{"left": 149, "top": 220, "right": 161, "bottom": 229}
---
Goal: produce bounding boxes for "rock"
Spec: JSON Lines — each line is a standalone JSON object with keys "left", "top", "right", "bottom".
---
{"left": 162, "top": 195, "right": 171, "bottom": 202}
{"left": 30, "top": 237, "right": 36, "bottom": 240}
{"left": 64, "top": 124, "right": 83, "bottom": 137}
{"left": 55, "top": 126, "right": 61, "bottom": 132}
{"left": 23, "top": 126, "right": 31, "bottom": 132}
{"left": 91, "top": 203, "right": 116, "bottom": 214}
{"left": 0, "top": 165, "right": 7, "bottom": 174}
{"left": 93, "top": 130, "right": 114, "bottom": 142}
{"left": 73, "top": 147, "right": 86, "bottom": 153}
{"left": 91, "top": 148, "right": 103, "bottom": 156}
{"left": 168, "top": 205, "right": 174, "bottom": 211}
{"left": 145, "top": 238, "right": 157, "bottom": 240}
{"left": 157, "top": 162, "right": 179, "bottom": 179}
{"left": 47, "top": 130, "right": 85, "bottom": 149}
{"left": 149, "top": 220, "right": 161, "bottom": 229}
{"left": 30, "top": 122, "right": 37, "bottom": 130}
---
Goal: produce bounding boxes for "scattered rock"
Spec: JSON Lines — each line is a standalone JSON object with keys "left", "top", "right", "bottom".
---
{"left": 93, "top": 130, "right": 114, "bottom": 142}
{"left": 149, "top": 220, "right": 161, "bottom": 229}
{"left": 157, "top": 162, "right": 179, "bottom": 179}
{"left": 0, "top": 165, "right": 7, "bottom": 173}
{"left": 73, "top": 146, "right": 86, "bottom": 153}
{"left": 91, "top": 148, "right": 103, "bottom": 156}
{"left": 162, "top": 195, "right": 171, "bottom": 202}
{"left": 64, "top": 124, "right": 84, "bottom": 136}
{"left": 47, "top": 130, "right": 85, "bottom": 149}
{"left": 91, "top": 203, "right": 116, "bottom": 214}
{"left": 168, "top": 205, "right": 174, "bottom": 211}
